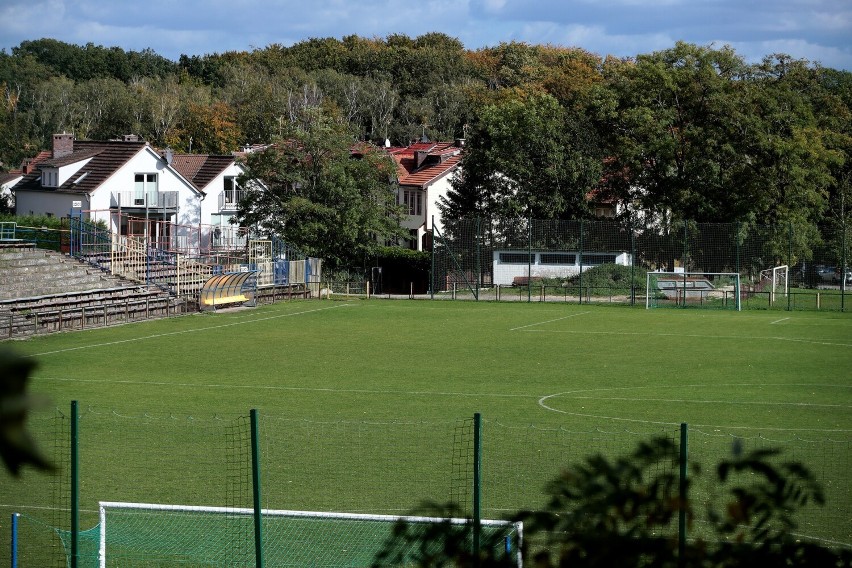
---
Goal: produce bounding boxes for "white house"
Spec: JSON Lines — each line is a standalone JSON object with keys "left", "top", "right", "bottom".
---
{"left": 388, "top": 140, "right": 464, "bottom": 251}
{"left": 11, "top": 134, "right": 253, "bottom": 254}
{"left": 169, "top": 153, "right": 249, "bottom": 252}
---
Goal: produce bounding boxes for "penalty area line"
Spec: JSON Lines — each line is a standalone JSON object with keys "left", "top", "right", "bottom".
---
{"left": 25, "top": 304, "right": 352, "bottom": 358}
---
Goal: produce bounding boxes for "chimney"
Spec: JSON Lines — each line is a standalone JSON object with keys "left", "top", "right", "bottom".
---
{"left": 52, "top": 133, "right": 74, "bottom": 159}
{"left": 415, "top": 150, "right": 429, "bottom": 169}
{"left": 122, "top": 134, "right": 139, "bottom": 142}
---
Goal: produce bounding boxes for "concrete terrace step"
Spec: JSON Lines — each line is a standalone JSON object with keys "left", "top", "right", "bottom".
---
{"left": 0, "top": 245, "right": 135, "bottom": 300}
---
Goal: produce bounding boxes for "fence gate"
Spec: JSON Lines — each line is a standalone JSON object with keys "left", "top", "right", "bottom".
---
{"left": 249, "top": 240, "right": 273, "bottom": 288}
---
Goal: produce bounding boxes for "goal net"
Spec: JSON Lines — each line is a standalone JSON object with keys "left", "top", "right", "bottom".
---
{"left": 646, "top": 271, "right": 741, "bottom": 310}
{"left": 759, "top": 265, "right": 788, "bottom": 304}
{"left": 95, "top": 502, "right": 523, "bottom": 567}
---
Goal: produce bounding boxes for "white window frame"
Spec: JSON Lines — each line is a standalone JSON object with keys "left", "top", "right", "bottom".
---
{"left": 134, "top": 173, "right": 158, "bottom": 205}
{"left": 401, "top": 190, "right": 422, "bottom": 216}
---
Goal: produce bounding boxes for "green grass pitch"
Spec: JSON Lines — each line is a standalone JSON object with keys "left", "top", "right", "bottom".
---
{"left": 3, "top": 298, "right": 851, "bottom": 563}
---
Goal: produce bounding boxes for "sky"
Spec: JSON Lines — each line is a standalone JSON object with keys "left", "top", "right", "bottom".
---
{"left": 1, "top": 0, "right": 851, "bottom": 71}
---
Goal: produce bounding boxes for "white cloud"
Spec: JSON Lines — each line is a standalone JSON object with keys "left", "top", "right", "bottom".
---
{"left": 0, "top": 0, "right": 849, "bottom": 69}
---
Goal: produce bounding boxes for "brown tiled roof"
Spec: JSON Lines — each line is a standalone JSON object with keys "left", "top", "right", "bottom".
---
{"left": 0, "top": 172, "right": 21, "bottom": 186}
{"left": 391, "top": 142, "right": 462, "bottom": 189}
{"left": 13, "top": 140, "right": 148, "bottom": 194}
{"left": 171, "top": 154, "right": 237, "bottom": 193}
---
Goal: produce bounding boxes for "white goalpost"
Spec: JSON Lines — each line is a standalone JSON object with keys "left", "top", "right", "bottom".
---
{"left": 97, "top": 501, "right": 523, "bottom": 567}
{"left": 760, "top": 265, "right": 789, "bottom": 305}
{"left": 646, "top": 271, "right": 741, "bottom": 311}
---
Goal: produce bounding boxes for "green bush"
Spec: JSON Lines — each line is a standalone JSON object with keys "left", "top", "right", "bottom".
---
{"left": 564, "top": 263, "right": 648, "bottom": 295}
{"left": 0, "top": 213, "right": 65, "bottom": 231}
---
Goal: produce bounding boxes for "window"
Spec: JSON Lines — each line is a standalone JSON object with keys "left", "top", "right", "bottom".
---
{"left": 499, "top": 253, "right": 533, "bottom": 264}
{"left": 401, "top": 190, "right": 422, "bottom": 216}
{"left": 134, "top": 173, "right": 157, "bottom": 205}
{"left": 224, "top": 177, "right": 239, "bottom": 204}
{"left": 540, "top": 253, "right": 577, "bottom": 265}
{"left": 582, "top": 254, "right": 617, "bottom": 265}
{"left": 42, "top": 168, "right": 58, "bottom": 188}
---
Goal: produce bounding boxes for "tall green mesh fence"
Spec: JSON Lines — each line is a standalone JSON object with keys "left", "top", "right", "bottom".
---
{"left": 430, "top": 219, "right": 849, "bottom": 310}
{"left": 0, "top": 407, "right": 70, "bottom": 567}
{"left": 6, "top": 409, "right": 849, "bottom": 565}
{"left": 687, "top": 430, "right": 852, "bottom": 547}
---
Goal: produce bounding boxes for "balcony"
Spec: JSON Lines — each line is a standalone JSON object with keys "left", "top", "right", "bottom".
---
{"left": 218, "top": 189, "right": 247, "bottom": 211}
{"left": 111, "top": 191, "right": 179, "bottom": 209}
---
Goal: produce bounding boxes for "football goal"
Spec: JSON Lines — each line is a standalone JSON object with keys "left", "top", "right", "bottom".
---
{"left": 646, "top": 271, "right": 741, "bottom": 310}
{"left": 95, "top": 501, "right": 523, "bottom": 567}
{"left": 759, "top": 265, "right": 788, "bottom": 305}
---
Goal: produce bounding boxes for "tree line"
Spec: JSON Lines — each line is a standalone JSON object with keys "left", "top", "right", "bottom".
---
{"left": 1, "top": 36, "right": 850, "bottom": 266}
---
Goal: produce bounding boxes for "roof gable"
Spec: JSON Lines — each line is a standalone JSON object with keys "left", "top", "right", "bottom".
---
{"left": 13, "top": 140, "right": 148, "bottom": 194}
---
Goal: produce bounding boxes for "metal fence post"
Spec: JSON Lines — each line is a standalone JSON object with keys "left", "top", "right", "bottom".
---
{"left": 251, "top": 409, "right": 264, "bottom": 568}
{"left": 431, "top": 216, "right": 436, "bottom": 300}
{"left": 11, "top": 513, "right": 18, "bottom": 568}
{"left": 527, "top": 219, "right": 532, "bottom": 303}
{"left": 788, "top": 222, "right": 793, "bottom": 312}
{"left": 679, "top": 423, "right": 688, "bottom": 567}
{"left": 579, "top": 220, "right": 584, "bottom": 305}
{"left": 473, "top": 412, "right": 482, "bottom": 564}
{"left": 71, "top": 400, "right": 79, "bottom": 568}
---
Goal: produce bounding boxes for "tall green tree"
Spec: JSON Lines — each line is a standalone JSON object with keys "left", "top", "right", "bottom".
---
{"left": 235, "top": 107, "right": 406, "bottom": 267}
{"left": 595, "top": 43, "right": 752, "bottom": 228}
{"left": 442, "top": 91, "right": 601, "bottom": 225}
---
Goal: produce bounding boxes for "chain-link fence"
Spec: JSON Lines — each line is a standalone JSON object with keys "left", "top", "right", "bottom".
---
{"left": 4, "top": 408, "right": 849, "bottom": 566}
{"left": 432, "top": 219, "right": 850, "bottom": 310}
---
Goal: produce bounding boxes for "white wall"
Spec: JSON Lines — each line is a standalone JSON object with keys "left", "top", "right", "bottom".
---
{"left": 14, "top": 191, "right": 77, "bottom": 218}
{"left": 492, "top": 250, "right": 633, "bottom": 285}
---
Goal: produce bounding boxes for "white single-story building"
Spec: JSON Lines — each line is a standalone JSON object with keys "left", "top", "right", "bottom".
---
{"left": 492, "top": 249, "right": 633, "bottom": 285}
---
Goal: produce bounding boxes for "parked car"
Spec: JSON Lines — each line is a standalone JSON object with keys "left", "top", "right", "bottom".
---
{"left": 818, "top": 266, "right": 852, "bottom": 285}
{"left": 817, "top": 266, "right": 836, "bottom": 282}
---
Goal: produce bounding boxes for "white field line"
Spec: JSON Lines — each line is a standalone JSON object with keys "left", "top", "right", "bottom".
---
{"left": 517, "top": 328, "right": 852, "bottom": 347}
{"left": 535, "top": 405, "right": 852, "bottom": 431}
{"left": 538, "top": 385, "right": 852, "bottom": 431}
{"left": 557, "top": 395, "right": 849, "bottom": 408}
{"left": 34, "top": 376, "right": 538, "bottom": 399}
{"left": 23, "top": 304, "right": 352, "bottom": 358}
{"left": 509, "top": 311, "right": 591, "bottom": 331}
{"left": 770, "top": 317, "right": 791, "bottom": 324}
{"left": 37, "top": 376, "right": 851, "bottom": 411}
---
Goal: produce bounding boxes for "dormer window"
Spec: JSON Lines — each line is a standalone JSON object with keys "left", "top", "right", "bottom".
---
{"left": 42, "top": 167, "right": 59, "bottom": 188}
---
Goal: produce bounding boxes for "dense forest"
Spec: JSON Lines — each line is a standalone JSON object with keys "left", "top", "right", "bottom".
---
{"left": 1, "top": 36, "right": 850, "bottom": 259}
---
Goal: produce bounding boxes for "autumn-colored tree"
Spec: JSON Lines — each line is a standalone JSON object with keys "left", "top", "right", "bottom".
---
{"left": 173, "top": 101, "right": 242, "bottom": 154}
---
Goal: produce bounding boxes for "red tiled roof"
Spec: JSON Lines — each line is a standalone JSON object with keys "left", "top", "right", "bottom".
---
{"left": 390, "top": 142, "right": 463, "bottom": 188}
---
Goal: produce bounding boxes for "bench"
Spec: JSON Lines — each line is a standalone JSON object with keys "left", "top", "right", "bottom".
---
{"left": 512, "top": 276, "right": 542, "bottom": 287}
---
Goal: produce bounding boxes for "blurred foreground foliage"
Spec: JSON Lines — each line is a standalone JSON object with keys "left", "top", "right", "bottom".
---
{"left": 374, "top": 436, "right": 851, "bottom": 567}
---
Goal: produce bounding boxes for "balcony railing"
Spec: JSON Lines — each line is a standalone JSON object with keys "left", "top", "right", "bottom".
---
{"left": 111, "top": 191, "right": 179, "bottom": 209}
{"left": 218, "top": 189, "right": 247, "bottom": 211}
